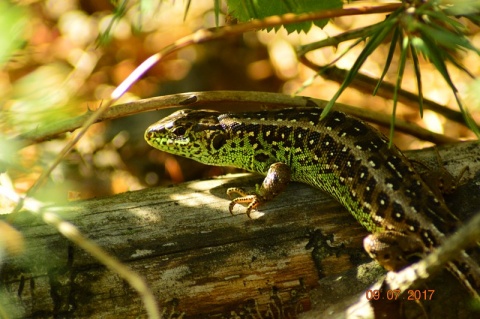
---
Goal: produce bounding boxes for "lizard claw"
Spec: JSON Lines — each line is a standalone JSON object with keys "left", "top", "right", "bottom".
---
{"left": 226, "top": 163, "right": 291, "bottom": 218}
{"left": 227, "top": 187, "right": 260, "bottom": 218}
{"left": 227, "top": 188, "right": 263, "bottom": 218}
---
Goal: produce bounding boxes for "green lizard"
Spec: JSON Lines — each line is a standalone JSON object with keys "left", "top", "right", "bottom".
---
{"left": 145, "top": 107, "right": 480, "bottom": 300}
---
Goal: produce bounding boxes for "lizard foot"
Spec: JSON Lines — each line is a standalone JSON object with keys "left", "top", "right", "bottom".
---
{"left": 226, "top": 162, "right": 291, "bottom": 219}
{"left": 227, "top": 188, "right": 261, "bottom": 218}
{"left": 363, "top": 231, "right": 425, "bottom": 271}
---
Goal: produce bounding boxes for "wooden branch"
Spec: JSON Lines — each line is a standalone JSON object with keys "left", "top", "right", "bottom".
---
{"left": 2, "top": 142, "right": 480, "bottom": 318}
{"left": 21, "top": 91, "right": 457, "bottom": 145}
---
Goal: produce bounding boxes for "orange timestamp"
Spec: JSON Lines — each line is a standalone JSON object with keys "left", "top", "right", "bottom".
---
{"left": 365, "top": 289, "right": 435, "bottom": 301}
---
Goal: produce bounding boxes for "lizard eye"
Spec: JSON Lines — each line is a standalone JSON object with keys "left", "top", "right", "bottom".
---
{"left": 211, "top": 133, "right": 226, "bottom": 150}
{"left": 172, "top": 126, "right": 187, "bottom": 136}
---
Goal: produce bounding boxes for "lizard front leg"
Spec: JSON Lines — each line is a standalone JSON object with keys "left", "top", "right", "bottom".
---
{"left": 227, "top": 162, "right": 291, "bottom": 218}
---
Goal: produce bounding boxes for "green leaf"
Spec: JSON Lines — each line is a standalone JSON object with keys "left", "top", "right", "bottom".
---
{"left": 414, "top": 33, "right": 480, "bottom": 136}
{"left": 297, "top": 21, "right": 383, "bottom": 57}
{"left": 97, "top": 0, "right": 128, "bottom": 45}
{"left": 226, "top": 0, "right": 343, "bottom": 33}
{"left": 373, "top": 26, "right": 400, "bottom": 96}
{"left": 419, "top": 8, "right": 468, "bottom": 34}
{"left": 214, "top": 0, "right": 221, "bottom": 27}
{"left": 416, "top": 33, "right": 455, "bottom": 89}
{"left": 184, "top": 0, "right": 192, "bottom": 21}
{"left": 419, "top": 23, "right": 480, "bottom": 53}
{"left": 410, "top": 43, "right": 424, "bottom": 117}
{"left": 389, "top": 35, "right": 409, "bottom": 146}
{"left": 322, "top": 10, "right": 401, "bottom": 118}
{"left": 295, "top": 37, "right": 365, "bottom": 95}
{"left": 444, "top": 51, "right": 476, "bottom": 78}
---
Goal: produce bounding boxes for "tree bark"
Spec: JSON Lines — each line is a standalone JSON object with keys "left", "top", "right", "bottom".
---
{"left": 2, "top": 141, "right": 480, "bottom": 318}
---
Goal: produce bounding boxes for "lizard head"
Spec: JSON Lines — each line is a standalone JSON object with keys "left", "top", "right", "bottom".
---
{"left": 145, "top": 109, "right": 229, "bottom": 165}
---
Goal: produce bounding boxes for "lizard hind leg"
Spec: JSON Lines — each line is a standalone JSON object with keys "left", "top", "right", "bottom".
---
{"left": 363, "top": 231, "right": 426, "bottom": 272}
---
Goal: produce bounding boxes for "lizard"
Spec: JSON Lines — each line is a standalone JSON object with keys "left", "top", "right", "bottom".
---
{"left": 144, "top": 106, "right": 480, "bottom": 300}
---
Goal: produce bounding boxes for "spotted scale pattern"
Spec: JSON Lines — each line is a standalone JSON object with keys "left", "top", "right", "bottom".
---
{"left": 145, "top": 107, "right": 480, "bottom": 298}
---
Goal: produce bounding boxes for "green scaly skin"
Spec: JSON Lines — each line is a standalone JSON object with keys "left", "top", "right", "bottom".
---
{"left": 145, "top": 107, "right": 480, "bottom": 300}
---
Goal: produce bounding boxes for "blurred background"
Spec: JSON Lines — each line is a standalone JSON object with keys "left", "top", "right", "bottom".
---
{"left": 1, "top": 0, "right": 479, "bottom": 204}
